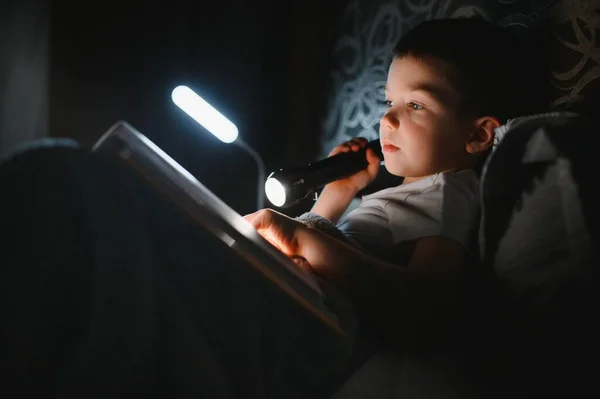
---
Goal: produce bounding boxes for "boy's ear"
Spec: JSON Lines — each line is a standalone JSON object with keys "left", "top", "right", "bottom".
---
{"left": 465, "top": 116, "right": 500, "bottom": 154}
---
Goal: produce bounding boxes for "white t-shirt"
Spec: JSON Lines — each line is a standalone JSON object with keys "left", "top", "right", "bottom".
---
{"left": 336, "top": 169, "right": 480, "bottom": 258}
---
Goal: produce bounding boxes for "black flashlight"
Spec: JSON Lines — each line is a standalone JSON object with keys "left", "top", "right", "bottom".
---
{"left": 264, "top": 140, "right": 382, "bottom": 208}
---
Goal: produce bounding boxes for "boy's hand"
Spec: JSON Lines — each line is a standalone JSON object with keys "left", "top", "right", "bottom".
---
{"left": 245, "top": 209, "right": 319, "bottom": 278}
{"left": 311, "top": 137, "right": 381, "bottom": 223}
{"left": 244, "top": 208, "right": 305, "bottom": 258}
{"left": 244, "top": 208, "right": 350, "bottom": 280}
{"left": 327, "top": 137, "right": 381, "bottom": 194}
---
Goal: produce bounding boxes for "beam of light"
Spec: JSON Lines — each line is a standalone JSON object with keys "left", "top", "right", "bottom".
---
{"left": 171, "top": 85, "right": 239, "bottom": 143}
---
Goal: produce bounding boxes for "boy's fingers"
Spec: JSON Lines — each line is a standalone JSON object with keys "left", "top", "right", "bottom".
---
{"left": 330, "top": 137, "right": 368, "bottom": 156}
{"left": 366, "top": 148, "right": 381, "bottom": 178}
{"left": 352, "top": 137, "right": 368, "bottom": 147}
{"left": 366, "top": 148, "right": 381, "bottom": 165}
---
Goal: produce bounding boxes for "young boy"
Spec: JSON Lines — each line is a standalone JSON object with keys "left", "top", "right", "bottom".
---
{"left": 246, "top": 17, "right": 539, "bottom": 340}
{"left": 0, "top": 17, "right": 542, "bottom": 398}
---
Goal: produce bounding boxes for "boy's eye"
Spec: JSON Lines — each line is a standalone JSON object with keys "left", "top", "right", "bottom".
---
{"left": 407, "top": 102, "right": 423, "bottom": 111}
{"left": 383, "top": 100, "right": 394, "bottom": 108}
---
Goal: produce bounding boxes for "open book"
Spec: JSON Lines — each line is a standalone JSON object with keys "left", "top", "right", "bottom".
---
{"left": 92, "top": 121, "right": 343, "bottom": 335}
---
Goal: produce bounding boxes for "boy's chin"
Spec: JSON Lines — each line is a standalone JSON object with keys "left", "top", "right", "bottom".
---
{"left": 383, "top": 163, "right": 406, "bottom": 177}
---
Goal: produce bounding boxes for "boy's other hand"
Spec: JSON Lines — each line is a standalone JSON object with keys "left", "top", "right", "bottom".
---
{"left": 327, "top": 137, "right": 380, "bottom": 195}
{"left": 311, "top": 137, "right": 381, "bottom": 223}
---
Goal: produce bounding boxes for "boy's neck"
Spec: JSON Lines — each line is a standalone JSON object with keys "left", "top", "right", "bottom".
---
{"left": 402, "top": 167, "right": 471, "bottom": 185}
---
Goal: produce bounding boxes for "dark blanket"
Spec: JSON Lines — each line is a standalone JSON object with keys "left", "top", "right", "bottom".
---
{"left": 0, "top": 140, "right": 355, "bottom": 399}
{"left": 463, "top": 112, "right": 600, "bottom": 399}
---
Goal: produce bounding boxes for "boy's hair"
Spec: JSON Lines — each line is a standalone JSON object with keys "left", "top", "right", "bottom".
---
{"left": 393, "top": 17, "right": 546, "bottom": 124}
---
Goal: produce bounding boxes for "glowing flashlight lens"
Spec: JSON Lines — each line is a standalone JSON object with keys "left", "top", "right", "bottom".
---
{"left": 171, "top": 85, "right": 239, "bottom": 143}
{"left": 265, "top": 177, "right": 286, "bottom": 207}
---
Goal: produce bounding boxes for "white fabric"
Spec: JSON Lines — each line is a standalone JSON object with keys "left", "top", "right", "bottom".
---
{"left": 337, "top": 169, "right": 480, "bottom": 256}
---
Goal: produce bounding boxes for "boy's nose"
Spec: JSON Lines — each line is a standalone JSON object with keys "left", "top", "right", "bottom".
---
{"left": 381, "top": 112, "right": 400, "bottom": 131}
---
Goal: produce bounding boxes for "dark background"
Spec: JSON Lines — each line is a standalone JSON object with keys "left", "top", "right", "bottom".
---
{"left": 49, "top": 0, "right": 348, "bottom": 215}
{"left": 2, "top": 0, "right": 599, "bottom": 215}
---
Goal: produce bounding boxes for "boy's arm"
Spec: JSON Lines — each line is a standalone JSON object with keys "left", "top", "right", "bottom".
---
{"left": 296, "top": 227, "right": 465, "bottom": 338}
{"left": 246, "top": 208, "right": 464, "bottom": 340}
{"left": 310, "top": 184, "right": 357, "bottom": 224}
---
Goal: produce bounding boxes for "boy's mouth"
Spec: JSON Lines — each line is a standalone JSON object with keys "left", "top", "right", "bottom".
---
{"left": 382, "top": 144, "right": 399, "bottom": 153}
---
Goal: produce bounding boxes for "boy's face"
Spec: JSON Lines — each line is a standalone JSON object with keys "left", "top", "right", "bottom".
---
{"left": 380, "top": 55, "right": 473, "bottom": 181}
